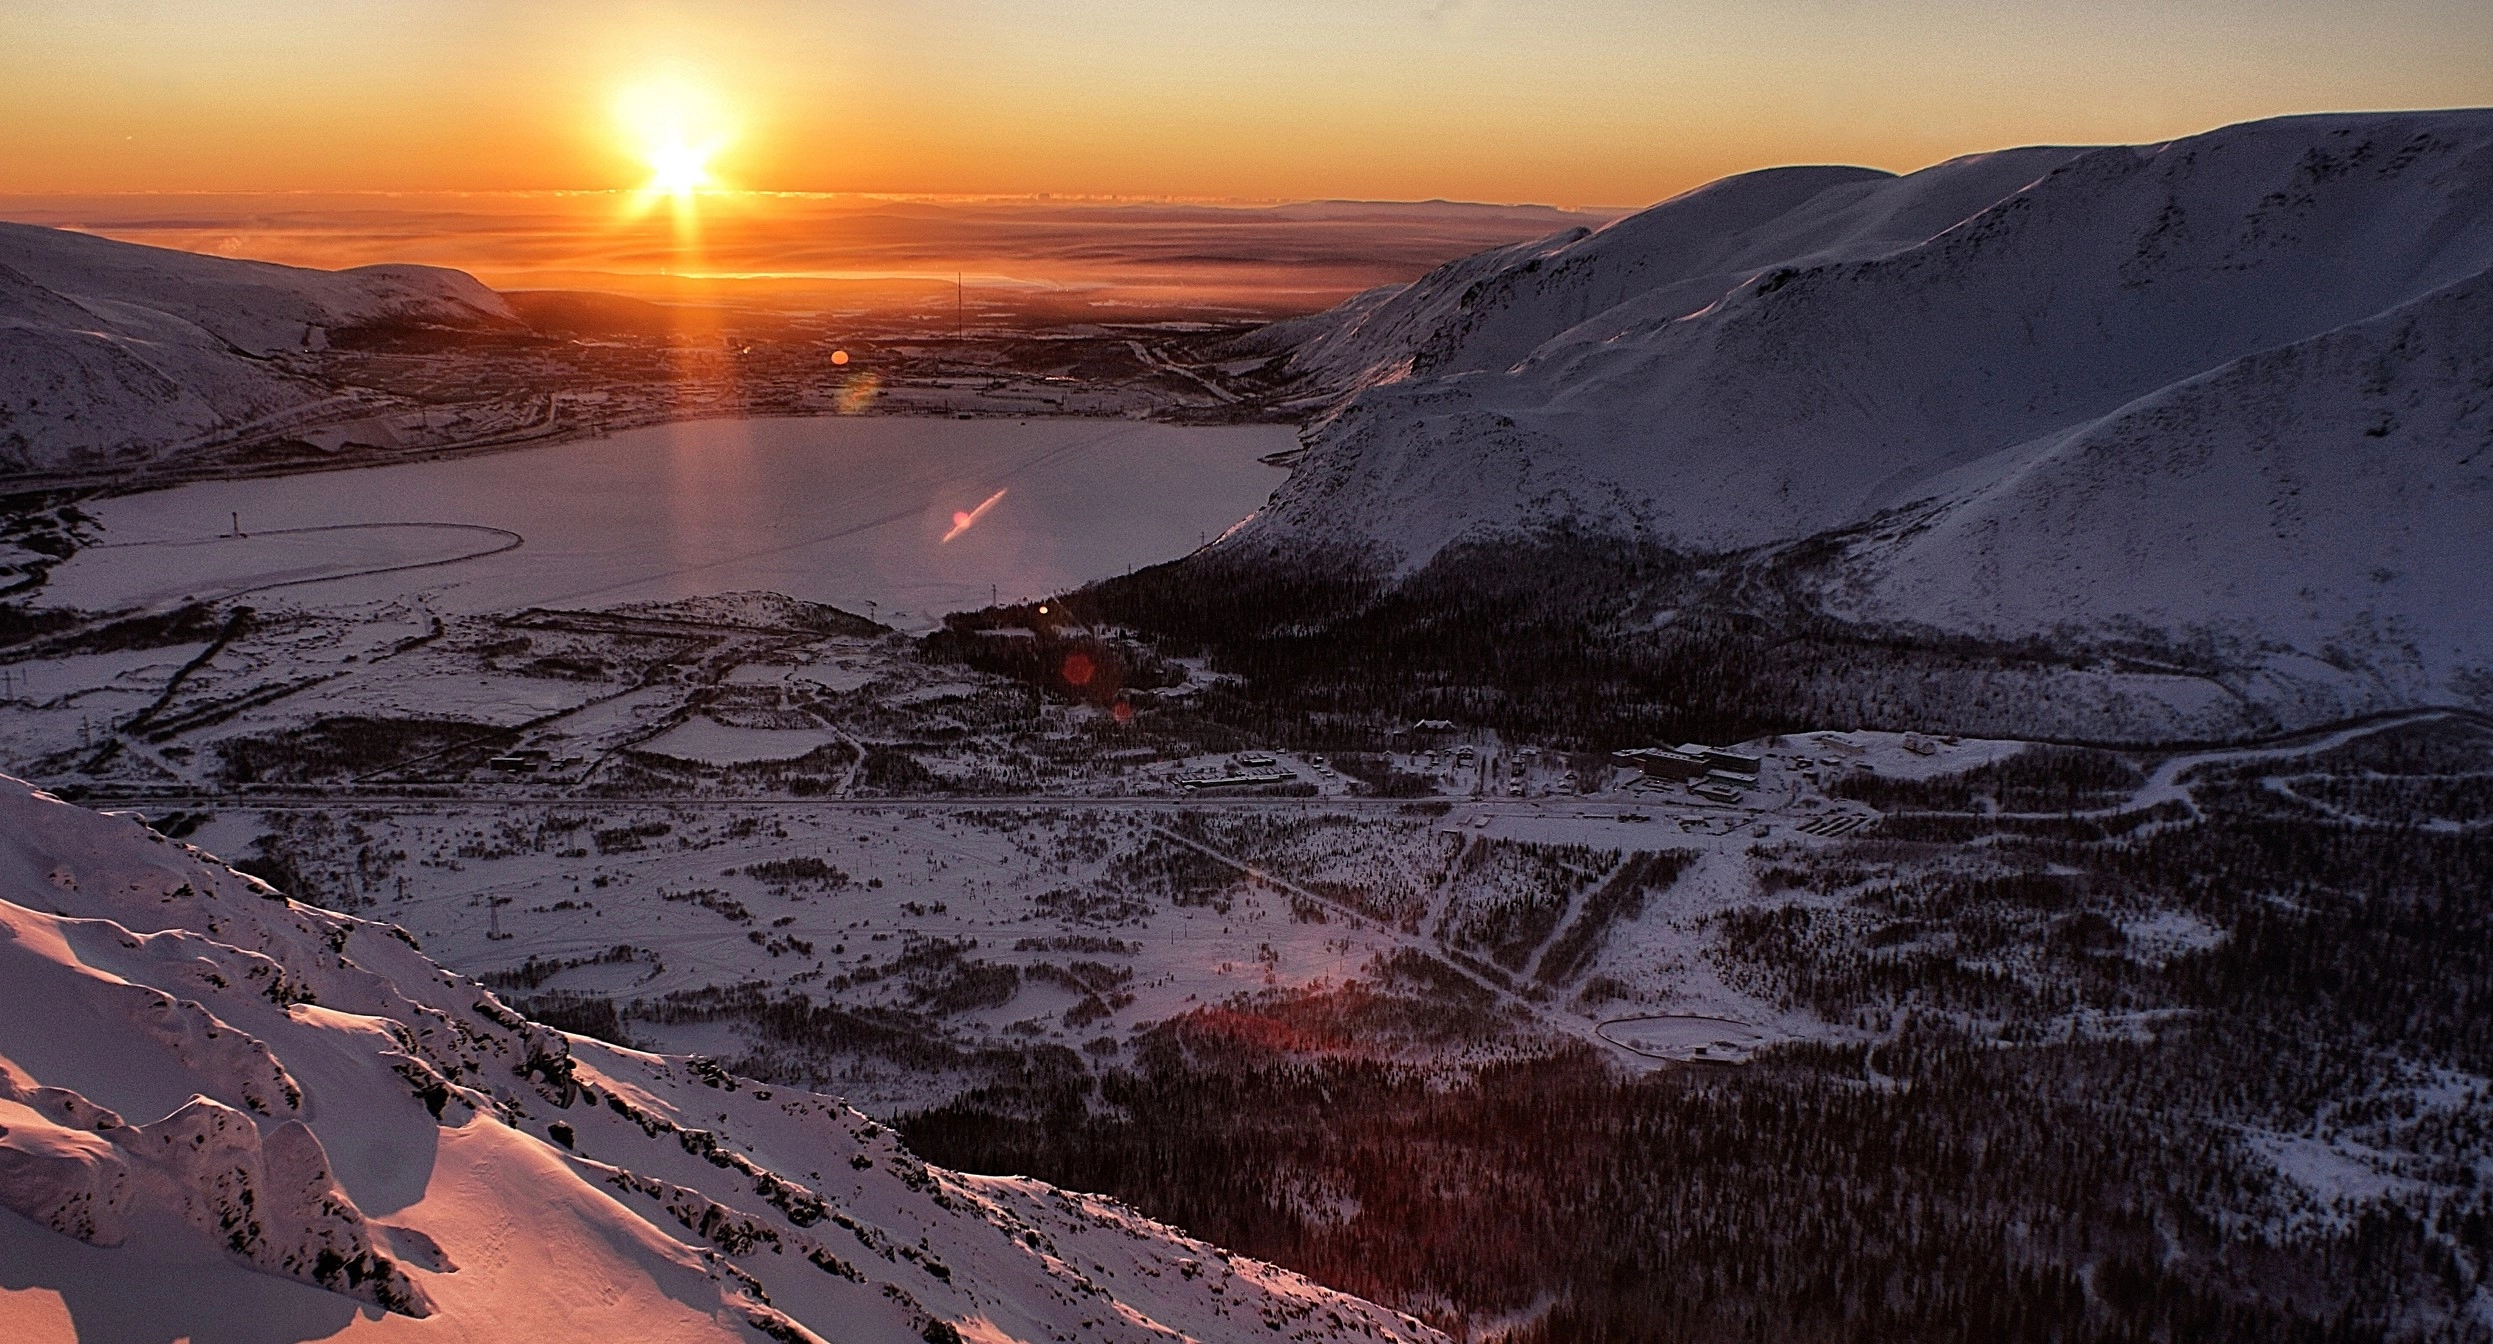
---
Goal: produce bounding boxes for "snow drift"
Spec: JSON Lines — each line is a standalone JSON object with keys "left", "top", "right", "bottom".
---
{"left": 1237, "top": 110, "right": 2493, "bottom": 726}
{"left": 0, "top": 222, "right": 517, "bottom": 474}
{"left": 0, "top": 776, "right": 1442, "bottom": 1344}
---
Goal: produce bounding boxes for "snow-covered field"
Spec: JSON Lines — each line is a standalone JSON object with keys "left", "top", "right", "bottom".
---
{"left": 38, "top": 416, "right": 1294, "bottom": 630}
{"left": 106, "top": 727, "right": 2104, "bottom": 1115}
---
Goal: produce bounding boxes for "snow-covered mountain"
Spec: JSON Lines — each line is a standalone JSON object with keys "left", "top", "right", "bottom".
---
{"left": 1235, "top": 111, "right": 2493, "bottom": 724}
{"left": 0, "top": 775, "right": 1441, "bottom": 1344}
{"left": 0, "top": 223, "right": 516, "bottom": 474}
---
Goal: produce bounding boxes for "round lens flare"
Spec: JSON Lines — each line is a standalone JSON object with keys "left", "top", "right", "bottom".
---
{"left": 830, "top": 350, "right": 851, "bottom": 366}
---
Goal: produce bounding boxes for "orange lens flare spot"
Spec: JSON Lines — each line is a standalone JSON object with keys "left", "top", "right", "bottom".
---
{"left": 1062, "top": 652, "right": 1096, "bottom": 687}
{"left": 940, "top": 487, "right": 1007, "bottom": 543}
{"left": 830, "top": 350, "right": 850, "bottom": 366}
{"left": 1111, "top": 700, "right": 1135, "bottom": 724}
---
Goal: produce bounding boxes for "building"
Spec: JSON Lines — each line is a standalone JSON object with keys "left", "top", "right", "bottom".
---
{"left": 1612, "top": 747, "right": 1711, "bottom": 781}
{"left": 1180, "top": 765, "right": 1294, "bottom": 791}
{"left": 1674, "top": 743, "right": 1764, "bottom": 776}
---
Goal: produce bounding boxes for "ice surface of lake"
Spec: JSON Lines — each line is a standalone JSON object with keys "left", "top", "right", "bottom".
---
{"left": 42, "top": 416, "right": 1295, "bottom": 628}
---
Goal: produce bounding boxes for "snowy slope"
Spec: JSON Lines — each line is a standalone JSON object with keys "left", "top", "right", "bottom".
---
{"left": 0, "top": 222, "right": 516, "bottom": 474}
{"left": 0, "top": 776, "right": 1442, "bottom": 1344}
{"left": 1821, "top": 267, "right": 2493, "bottom": 714}
{"left": 1237, "top": 110, "right": 2493, "bottom": 713}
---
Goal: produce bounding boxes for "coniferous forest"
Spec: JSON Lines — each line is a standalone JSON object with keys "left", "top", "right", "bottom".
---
{"left": 905, "top": 714, "right": 2493, "bottom": 1343}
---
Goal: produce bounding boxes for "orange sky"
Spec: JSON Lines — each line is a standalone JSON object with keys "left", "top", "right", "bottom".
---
{"left": 4, "top": 1, "right": 2489, "bottom": 208}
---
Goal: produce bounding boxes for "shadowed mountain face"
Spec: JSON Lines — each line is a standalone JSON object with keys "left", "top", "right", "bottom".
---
{"left": 1194, "top": 110, "right": 2493, "bottom": 737}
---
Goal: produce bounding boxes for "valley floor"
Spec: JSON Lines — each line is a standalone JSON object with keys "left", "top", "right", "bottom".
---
{"left": 6, "top": 434, "right": 2492, "bottom": 1341}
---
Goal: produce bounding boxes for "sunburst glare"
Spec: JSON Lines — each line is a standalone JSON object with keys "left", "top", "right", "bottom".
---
{"left": 614, "top": 77, "right": 734, "bottom": 206}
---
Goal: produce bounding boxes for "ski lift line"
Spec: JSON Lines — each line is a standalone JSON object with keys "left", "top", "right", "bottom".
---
{"left": 1138, "top": 821, "right": 1522, "bottom": 1009}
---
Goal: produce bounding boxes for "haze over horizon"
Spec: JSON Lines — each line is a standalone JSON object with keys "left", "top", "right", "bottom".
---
{"left": 0, "top": 192, "right": 1618, "bottom": 313}
{"left": 6, "top": 0, "right": 2489, "bottom": 208}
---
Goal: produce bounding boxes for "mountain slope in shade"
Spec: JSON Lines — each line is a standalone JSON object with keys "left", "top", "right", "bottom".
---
{"left": 0, "top": 777, "right": 1442, "bottom": 1344}
{"left": 0, "top": 222, "right": 516, "bottom": 474}
{"left": 1235, "top": 111, "right": 2493, "bottom": 723}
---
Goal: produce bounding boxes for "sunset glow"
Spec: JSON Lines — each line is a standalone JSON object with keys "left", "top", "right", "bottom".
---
{"left": 2, "top": 2, "right": 2486, "bottom": 204}
{"left": 615, "top": 77, "right": 734, "bottom": 204}
{"left": 644, "top": 139, "right": 718, "bottom": 197}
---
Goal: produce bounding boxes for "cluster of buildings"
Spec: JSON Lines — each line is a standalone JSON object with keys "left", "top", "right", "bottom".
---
{"left": 1178, "top": 752, "right": 1295, "bottom": 791}
{"left": 1612, "top": 743, "right": 1764, "bottom": 804}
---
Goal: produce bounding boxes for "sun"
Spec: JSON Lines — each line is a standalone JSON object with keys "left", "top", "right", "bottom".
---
{"left": 614, "top": 78, "right": 733, "bottom": 199}
{"left": 644, "top": 136, "right": 719, "bottom": 196}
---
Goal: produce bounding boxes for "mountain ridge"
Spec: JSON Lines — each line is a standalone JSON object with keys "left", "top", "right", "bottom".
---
{"left": 0, "top": 221, "right": 517, "bottom": 474}
{"left": 1205, "top": 108, "right": 2493, "bottom": 734}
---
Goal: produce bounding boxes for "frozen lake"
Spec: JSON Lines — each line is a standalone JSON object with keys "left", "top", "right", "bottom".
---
{"left": 40, "top": 416, "right": 1295, "bottom": 628}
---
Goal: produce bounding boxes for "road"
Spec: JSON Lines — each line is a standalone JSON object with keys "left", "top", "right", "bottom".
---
{"left": 84, "top": 706, "right": 2491, "bottom": 826}
{"left": 88, "top": 788, "right": 1492, "bottom": 813}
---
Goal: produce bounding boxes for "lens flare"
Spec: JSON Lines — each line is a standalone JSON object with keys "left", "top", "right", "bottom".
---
{"left": 834, "top": 372, "right": 882, "bottom": 414}
{"left": 941, "top": 488, "right": 1008, "bottom": 543}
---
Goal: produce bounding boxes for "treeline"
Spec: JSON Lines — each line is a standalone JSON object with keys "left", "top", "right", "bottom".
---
{"left": 217, "top": 713, "right": 516, "bottom": 784}
{"left": 1535, "top": 848, "right": 1698, "bottom": 988}
{"left": 904, "top": 1017, "right": 2488, "bottom": 1344}
{"left": 900, "top": 725, "right": 2493, "bottom": 1342}
{"left": 625, "top": 979, "right": 1069, "bottom": 1088}
{"left": 1048, "top": 533, "right": 2254, "bottom": 750}
{"left": 1829, "top": 744, "right": 2145, "bottom": 812}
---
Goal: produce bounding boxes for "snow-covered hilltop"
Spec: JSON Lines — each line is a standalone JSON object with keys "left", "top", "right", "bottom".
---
{"left": 0, "top": 775, "right": 1442, "bottom": 1344}
{"left": 0, "top": 223, "right": 516, "bottom": 474}
{"left": 1233, "top": 110, "right": 2493, "bottom": 727}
